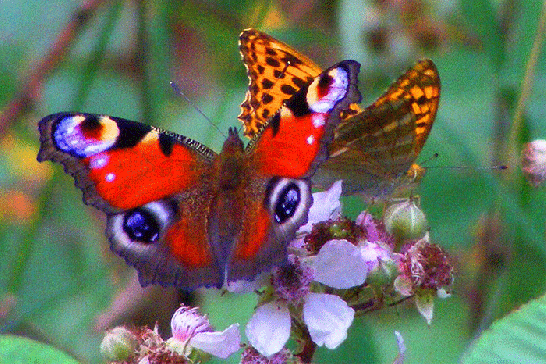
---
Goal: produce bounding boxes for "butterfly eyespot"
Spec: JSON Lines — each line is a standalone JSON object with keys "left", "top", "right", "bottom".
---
{"left": 274, "top": 183, "right": 301, "bottom": 223}
{"left": 318, "top": 73, "right": 333, "bottom": 89}
{"left": 53, "top": 114, "right": 119, "bottom": 157}
{"left": 123, "top": 208, "right": 160, "bottom": 243}
{"left": 109, "top": 200, "right": 177, "bottom": 247}
{"left": 266, "top": 178, "right": 312, "bottom": 226}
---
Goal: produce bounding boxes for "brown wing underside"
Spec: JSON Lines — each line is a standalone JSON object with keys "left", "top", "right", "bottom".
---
{"left": 314, "top": 59, "right": 440, "bottom": 197}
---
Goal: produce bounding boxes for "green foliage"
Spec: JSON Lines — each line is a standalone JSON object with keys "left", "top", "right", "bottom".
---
{"left": 0, "top": 335, "right": 78, "bottom": 364}
{"left": 461, "top": 293, "right": 546, "bottom": 363}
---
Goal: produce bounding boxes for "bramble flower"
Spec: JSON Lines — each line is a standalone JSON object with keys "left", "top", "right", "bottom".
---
{"left": 303, "top": 292, "right": 355, "bottom": 349}
{"left": 396, "top": 235, "right": 453, "bottom": 293}
{"left": 360, "top": 240, "right": 398, "bottom": 287}
{"left": 245, "top": 301, "right": 292, "bottom": 357}
{"left": 312, "top": 239, "right": 369, "bottom": 289}
{"left": 356, "top": 211, "right": 395, "bottom": 247}
{"left": 167, "top": 305, "right": 241, "bottom": 359}
{"left": 309, "top": 211, "right": 397, "bottom": 289}
{"left": 242, "top": 182, "right": 426, "bottom": 357}
{"left": 521, "top": 139, "right": 546, "bottom": 187}
{"left": 394, "top": 235, "right": 453, "bottom": 323}
{"left": 245, "top": 261, "right": 355, "bottom": 357}
{"left": 100, "top": 325, "right": 188, "bottom": 364}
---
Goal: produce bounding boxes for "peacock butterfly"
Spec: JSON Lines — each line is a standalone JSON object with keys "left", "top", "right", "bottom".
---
{"left": 37, "top": 61, "right": 361, "bottom": 290}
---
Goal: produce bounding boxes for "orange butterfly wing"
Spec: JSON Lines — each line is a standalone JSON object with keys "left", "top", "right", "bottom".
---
{"left": 239, "top": 28, "right": 323, "bottom": 137}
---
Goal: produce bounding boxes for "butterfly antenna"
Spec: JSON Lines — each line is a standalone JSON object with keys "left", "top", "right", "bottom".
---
{"left": 422, "top": 153, "right": 507, "bottom": 171}
{"left": 433, "top": 165, "right": 508, "bottom": 171}
{"left": 418, "top": 152, "right": 439, "bottom": 166}
{"left": 170, "top": 81, "right": 226, "bottom": 138}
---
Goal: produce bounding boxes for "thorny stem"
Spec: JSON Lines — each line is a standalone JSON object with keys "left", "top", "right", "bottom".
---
{"left": 293, "top": 319, "right": 317, "bottom": 364}
{"left": 351, "top": 295, "right": 413, "bottom": 314}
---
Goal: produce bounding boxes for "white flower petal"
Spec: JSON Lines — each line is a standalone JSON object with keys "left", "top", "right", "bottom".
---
{"left": 170, "top": 305, "right": 211, "bottom": 342}
{"left": 245, "top": 302, "right": 291, "bottom": 357}
{"left": 360, "top": 241, "right": 393, "bottom": 272}
{"left": 314, "top": 239, "right": 368, "bottom": 289}
{"left": 393, "top": 331, "right": 406, "bottom": 364}
{"left": 299, "top": 180, "right": 342, "bottom": 233}
{"left": 191, "top": 324, "right": 241, "bottom": 359}
{"left": 303, "top": 293, "right": 354, "bottom": 349}
{"left": 437, "top": 288, "right": 451, "bottom": 299}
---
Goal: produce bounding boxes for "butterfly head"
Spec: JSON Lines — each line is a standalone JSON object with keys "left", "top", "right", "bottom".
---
{"left": 221, "top": 127, "right": 245, "bottom": 154}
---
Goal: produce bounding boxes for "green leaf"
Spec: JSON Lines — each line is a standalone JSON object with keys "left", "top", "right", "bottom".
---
{"left": 462, "top": 293, "right": 546, "bottom": 363}
{"left": 459, "top": 0, "right": 504, "bottom": 70}
{"left": 0, "top": 335, "right": 79, "bottom": 364}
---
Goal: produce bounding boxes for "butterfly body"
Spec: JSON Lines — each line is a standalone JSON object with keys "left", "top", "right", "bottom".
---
{"left": 38, "top": 61, "right": 361, "bottom": 289}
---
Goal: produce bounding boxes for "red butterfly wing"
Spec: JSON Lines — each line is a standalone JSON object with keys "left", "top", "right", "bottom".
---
{"left": 226, "top": 61, "right": 361, "bottom": 283}
{"left": 38, "top": 113, "right": 224, "bottom": 288}
{"left": 38, "top": 113, "right": 215, "bottom": 212}
{"left": 249, "top": 61, "right": 361, "bottom": 178}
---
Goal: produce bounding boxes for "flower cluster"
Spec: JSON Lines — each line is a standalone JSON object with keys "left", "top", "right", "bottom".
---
{"left": 242, "top": 181, "right": 453, "bottom": 359}
{"left": 100, "top": 181, "right": 454, "bottom": 363}
{"left": 100, "top": 305, "right": 241, "bottom": 363}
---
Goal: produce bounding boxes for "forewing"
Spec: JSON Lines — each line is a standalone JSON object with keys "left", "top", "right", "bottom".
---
{"left": 249, "top": 61, "right": 362, "bottom": 179}
{"left": 238, "top": 28, "right": 323, "bottom": 137}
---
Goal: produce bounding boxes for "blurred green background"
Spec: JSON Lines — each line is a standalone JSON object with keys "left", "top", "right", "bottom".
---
{"left": 1, "top": 0, "right": 545, "bottom": 363}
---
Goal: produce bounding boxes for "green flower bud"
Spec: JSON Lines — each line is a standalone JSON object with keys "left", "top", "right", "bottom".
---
{"left": 384, "top": 201, "right": 427, "bottom": 240}
{"left": 100, "top": 327, "right": 138, "bottom": 361}
{"left": 366, "top": 257, "right": 399, "bottom": 287}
